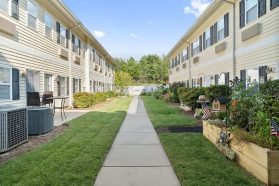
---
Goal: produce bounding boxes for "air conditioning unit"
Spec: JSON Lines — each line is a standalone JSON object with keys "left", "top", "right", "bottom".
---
{"left": 0, "top": 106, "right": 28, "bottom": 153}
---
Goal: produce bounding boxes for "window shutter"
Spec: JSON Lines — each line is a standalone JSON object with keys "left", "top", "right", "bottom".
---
{"left": 225, "top": 72, "right": 230, "bottom": 85}
{"left": 72, "top": 34, "right": 75, "bottom": 52}
{"left": 270, "top": 0, "right": 279, "bottom": 10}
{"left": 215, "top": 74, "right": 219, "bottom": 85}
{"left": 67, "top": 77, "right": 69, "bottom": 95}
{"left": 191, "top": 79, "right": 194, "bottom": 87}
{"left": 57, "top": 76, "right": 61, "bottom": 96}
{"left": 240, "top": 0, "right": 245, "bottom": 28}
{"left": 191, "top": 43, "right": 194, "bottom": 57}
{"left": 259, "top": 66, "right": 267, "bottom": 83}
{"left": 56, "top": 22, "right": 60, "bottom": 44}
{"left": 12, "top": 68, "right": 20, "bottom": 100}
{"left": 79, "top": 79, "right": 81, "bottom": 92}
{"left": 73, "top": 78, "right": 75, "bottom": 94}
{"left": 78, "top": 39, "right": 81, "bottom": 55}
{"left": 199, "top": 35, "right": 202, "bottom": 52}
{"left": 187, "top": 80, "right": 189, "bottom": 88}
{"left": 213, "top": 22, "right": 217, "bottom": 44}
{"left": 203, "top": 32, "right": 206, "bottom": 50}
{"left": 210, "top": 25, "right": 214, "bottom": 45}
{"left": 199, "top": 77, "right": 203, "bottom": 87}
{"left": 258, "top": 0, "right": 266, "bottom": 17}
{"left": 186, "top": 47, "right": 189, "bottom": 60}
{"left": 12, "top": 0, "right": 19, "bottom": 20}
{"left": 240, "top": 69, "right": 246, "bottom": 88}
{"left": 224, "top": 13, "right": 229, "bottom": 37}
{"left": 66, "top": 29, "right": 69, "bottom": 48}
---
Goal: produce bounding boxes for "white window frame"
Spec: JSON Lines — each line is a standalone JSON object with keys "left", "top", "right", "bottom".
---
{"left": 217, "top": 17, "right": 224, "bottom": 41}
{"left": 73, "top": 35, "right": 79, "bottom": 54}
{"left": 0, "top": 0, "right": 11, "bottom": 16}
{"left": 60, "top": 24, "right": 66, "bottom": 47}
{"left": 245, "top": 0, "right": 258, "bottom": 24}
{"left": 44, "top": 12, "right": 52, "bottom": 39}
{"left": 74, "top": 78, "right": 79, "bottom": 93}
{"left": 193, "top": 39, "right": 200, "bottom": 56}
{"left": 26, "top": 0, "right": 38, "bottom": 31}
{"left": 0, "top": 64, "right": 12, "bottom": 100}
{"left": 59, "top": 76, "right": 67, "bottom": 96}
{"left": 44, "top": 73, "right": 53, "bottom": 92}
{"left": 205, "top": 29, "right": 211, "bottom": 48}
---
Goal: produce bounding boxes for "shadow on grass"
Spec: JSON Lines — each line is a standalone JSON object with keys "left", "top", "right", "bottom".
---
{"left": 0, "top": 110, "right": 127, "bottom": 186}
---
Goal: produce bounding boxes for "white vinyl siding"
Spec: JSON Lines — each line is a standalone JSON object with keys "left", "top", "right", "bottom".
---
{"left": 246, "top": 0, "right": 258, "bottom": 24}
{"left": 217, "top": 17, "right": 225, "bottom": 41}
{"left": 0, "top": 66, "right": 12, "bottom": 100}
{"left": 44, "top": 74, "right": 53, "bottom": 91}
{"left": 44, "top": 12, "right": 52, "bottom": 39}
{"left": 27, "top": 0, "right": 37, "bottom": 30}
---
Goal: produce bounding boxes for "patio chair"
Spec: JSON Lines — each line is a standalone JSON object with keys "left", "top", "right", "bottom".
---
{"left": 42, "top": 91, "right": 53, "bottom": 107}
{"left": 27, "top": 92, "right": 40, "bottom": 106}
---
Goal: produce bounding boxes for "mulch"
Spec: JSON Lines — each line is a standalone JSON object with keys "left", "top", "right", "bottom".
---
{"left": 0, "top": 124, "right": 69, "bottom": 165}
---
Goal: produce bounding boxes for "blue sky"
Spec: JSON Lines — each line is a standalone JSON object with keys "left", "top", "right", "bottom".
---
{"left": 63, "top": 0, "right": 212, "bottom": 60}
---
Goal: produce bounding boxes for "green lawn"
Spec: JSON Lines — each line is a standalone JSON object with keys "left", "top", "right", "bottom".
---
{"left": 142, "top": 96, "right": 261, "bottom": 186}
{"left": 141, "top": 96, "right": 196, "bottom": 128}
{"left": 0, "top": 97, "right": 132, "bottom": 186}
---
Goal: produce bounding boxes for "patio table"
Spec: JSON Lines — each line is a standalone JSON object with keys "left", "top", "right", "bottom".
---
{"left": 46, "top": 96, "right": 69, "bottom": 121}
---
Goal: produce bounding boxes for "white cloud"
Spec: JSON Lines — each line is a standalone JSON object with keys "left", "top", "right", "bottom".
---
{"left": 129, "top": 33, "right": 139, "bottom": 38}
{"left": 93, "top": 30, "right": 106, "bottom": 38}
{"left": 184, "top": 0, "right": 211, "bottom": 17}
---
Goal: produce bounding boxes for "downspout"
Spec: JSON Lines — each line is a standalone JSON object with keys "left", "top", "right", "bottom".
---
{"left": 222, "top": 0, "right": 236, "bottom": 78}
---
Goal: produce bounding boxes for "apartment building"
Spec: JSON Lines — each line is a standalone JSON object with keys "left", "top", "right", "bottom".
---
{"left": 0, "top": 0, "right": 115, "bottom": 107}
{"left": 168, "top": 0, "right": 279, "bottom": 87}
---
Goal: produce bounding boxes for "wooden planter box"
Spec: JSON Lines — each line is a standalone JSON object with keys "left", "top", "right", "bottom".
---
{"left": 203, "top": 121, "right": 279, "bottom": 185}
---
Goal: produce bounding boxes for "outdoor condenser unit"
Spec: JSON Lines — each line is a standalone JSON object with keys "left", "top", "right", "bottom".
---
{"left": 0, "top": 106, "right": 28, "bottom": 153}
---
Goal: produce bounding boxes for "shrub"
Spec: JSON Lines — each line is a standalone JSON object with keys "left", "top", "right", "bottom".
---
{"left": 73, "top": 91, "right": 116, "bottom": 108}
{"left": 259, "top": 79, "right": 279, "bottom": 96}
{"left": 205, "top": 85, "right": 231, "bottom": 102}
{"left": 169, "top": 82, "right": 186, "bottom": 103}
{"left": 180, "top": 87, "right": 206, "bottom": 111}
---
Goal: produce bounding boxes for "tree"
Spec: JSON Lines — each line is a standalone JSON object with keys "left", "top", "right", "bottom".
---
{"left": 114, "top": 71, "right": 132, "bottom": 94}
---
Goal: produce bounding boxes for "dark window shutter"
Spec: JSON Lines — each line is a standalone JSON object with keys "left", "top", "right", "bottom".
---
{"left": 240, "top": 0, "right": 245, "bottom": 28}
{"left": 12, "top": 0, "right": 19, "bottom": 20}
{"left": 79, "top": 79, "right": 81, "bottom": 92}
{"left": 186, "top": 47, "right": 189, "bottom": 60}
{"left": 57, "top": 76, "right": 61, "bottom": 96}
{"left": 225, "top": 72, "right": 230, "bottom": 85}
{"left": 191, "top": 43, "right": 194, "bottom": 57}
{"left": 187, "top": 80, "right": 189, "bottom": 87}
{"left": 215, "top": 74, "right": 219, "bottom": 85}
{"left": 199, "top": 35, "right": 202, "bottom": 52}
{"left": 210, "top": 25, "right": 214, "bottom": 45}
{"left": 213, "top": 22, "right": 217, "bottom": 44}
{"left": 199, "top": 77, "right": 203, "bottom": 87}
{"left": 259, "top": 66, "right": 267, "bottom": 83}
{"left": 73, "top": 78, "right": 75, "bottom": 94}
{"left": 67, "top": 77, "right": 69, "bottom": 95}
{"left": 66, "top": 29, "right": 69, "bottom": 48}
{"left": 240, "top": 69, "right": 246, "bottom": 88}
{"left": 72, "top": 34, "right": 75, "bottom": 52}
{"left": 258, "top": 0, "right": 266, "bottom": 17}
{"left": 78, "top": 39, "right": 81, "bottom": 55}
{"left": 270, "top": 0, "right": 279, "bottom": 10}
{"left": 224, "top": 13, "right": 229, "bottom": 37}
{"left": 56, "top": 22, "right": 60, "bottom": 44}
{"left": 12, "top": 68, "right": 20, "bottom": 100}
{"left": 203, "top": 32, "right": 206, "bottom": 50}
{"left": 191, "top": 79, "right": 194, "bottom": 87}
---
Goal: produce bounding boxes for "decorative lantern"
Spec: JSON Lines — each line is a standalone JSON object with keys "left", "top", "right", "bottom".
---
{"left": 198, "top": 95, "right": 207, "bottom": 101}
{"left": 212, "top": 96, "right": 229, "bottom": 112}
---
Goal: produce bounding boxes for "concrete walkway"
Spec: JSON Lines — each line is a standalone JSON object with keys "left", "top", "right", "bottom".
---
{"left": 94, "top": 96, "right": 180, "bottom": 186}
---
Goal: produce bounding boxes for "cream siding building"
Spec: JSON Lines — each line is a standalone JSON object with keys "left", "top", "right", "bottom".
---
{"left": 168, "top": 0, "right": 279, "bottom": 87}
{"left": 0, "top": 0, "right": 115, "bottom": 107}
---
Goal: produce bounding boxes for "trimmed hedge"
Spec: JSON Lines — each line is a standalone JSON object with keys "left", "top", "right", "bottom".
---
{"left": 73, "top": 91, "right": 116, "bottom": 108}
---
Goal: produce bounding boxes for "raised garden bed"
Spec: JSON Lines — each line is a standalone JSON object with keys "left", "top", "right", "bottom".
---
{"left": 203, "top": 121, "right": 279, "bottom": 185}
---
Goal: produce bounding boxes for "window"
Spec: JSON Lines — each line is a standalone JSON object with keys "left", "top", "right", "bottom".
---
{"left": 27, "top": 0, "right": 37, "bottom": 30}
{"left": 0, "top": 0, "right": 9, "bottom": 14}
{"left": 271, "top": 0, "right": 279, "bottom": 10}
{"left": 192, "top": 39, "right": 200, "bottom": 56}
{"left": 90, "top": 80, "right": 93, "bottom": 93}
{"left": 205, "top": 29, "right": 211, "bottom": 48}
{"left": 44, "top": 13, "right": 52, "bottom": 39}
{"left": 59, "top": 76, "right": 67, "bottom": 96}
{"left": 0, "top": 66, "right": 11, "bottom": 99}
{"left": 246, "top": 0, "right": 257, "bottom": 24}
{"left": 60, "top": 25, "right": 66, "bottom": 47}
{"left": 74, "top": 78, "right": 79, "bottom": 93}
{"left": 44, "top": 74, "right": 52, "bottom": 91}
{"left": 26, "top": 69, "right": 40, "bottom": 92}
{"left": 72, "top": 35, "right": 80, "bottom": 54}
{"left": 217, "top": 17, "right": 224, "bottom": 41}
{"left": 182, "top": 48, "right": 188, "bottom": 61}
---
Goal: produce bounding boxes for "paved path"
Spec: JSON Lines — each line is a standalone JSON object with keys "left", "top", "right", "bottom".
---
{"left": 94, "top": 96, "right": 180, "bottom": 186}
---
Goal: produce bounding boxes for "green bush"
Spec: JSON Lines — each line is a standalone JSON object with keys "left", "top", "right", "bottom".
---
{"left": 180, "top": 87, "right": 206, "bottom": 110}
{"left": 259, "top": 79, "right": 279, "bottom": 96}
{"left": 169, "top": 82, "right": 186, "bottom": 103}
{"left": 205, "top": 85, "right": 231, "bottom": 102}
{"left": 73, "top": 91, "right": 116, "bottom": 108}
